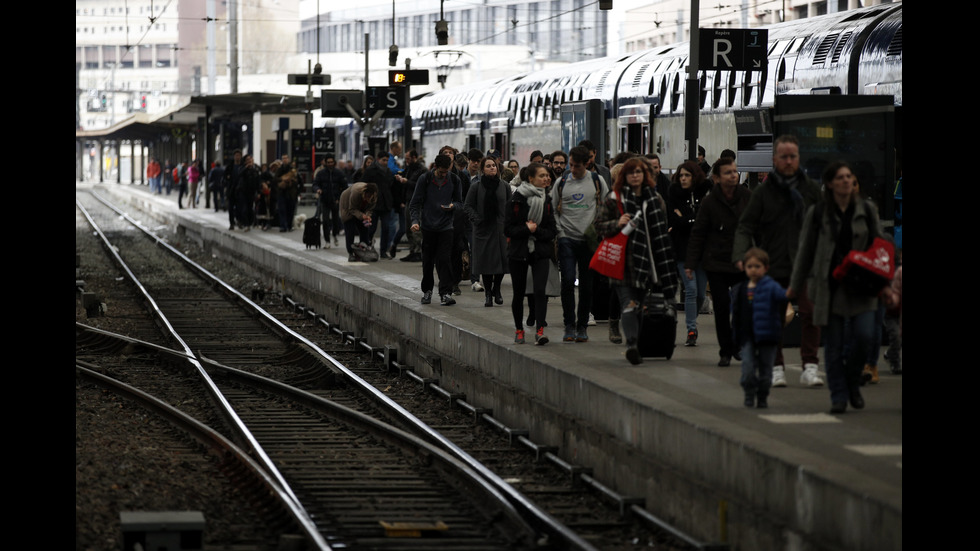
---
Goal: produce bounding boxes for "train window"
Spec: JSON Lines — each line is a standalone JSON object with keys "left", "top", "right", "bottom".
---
{"left": 742, "top": 70, "right": 753, "bottom": 107}
{"left": 658, "top": 76, "right": 667, "bottom": 114}
{"left": 713, "top": 71, "right": 723, "bottom": 109}
{"left": 727, "top": 71, "right": 737, "bottom": 108}
{"left": 670, "top": 73, "right": 682, "bottom": 112}
{"left": 699, "top": 72, "right": 708, "bottom": 110}
{"left": 777, "top": 59, "right": 787, "bottom": 82}
{"left": 758, "top": 66, "right": 769, "bottom": 106}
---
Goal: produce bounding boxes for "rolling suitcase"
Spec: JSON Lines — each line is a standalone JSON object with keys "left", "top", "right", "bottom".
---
{"left": 303, "top": 210, "right": 322, "bottom": 249}
{"left": 637, "top": 291, "right": 677, "bottom": 359}
{"left": 634, "top": 197, "right": 676, "bottom": 359}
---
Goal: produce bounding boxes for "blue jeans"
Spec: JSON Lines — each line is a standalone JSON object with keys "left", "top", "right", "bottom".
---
{"left": 375, "top": 210, "right": 398, "bottom": 253}
{"left": 613, "top": 285, "right": 647, "bottom": 347}
{"left": 677, "top": 261, "right": 707, "bottom": 333}
{"left": 740, "top": 341, "right": 778, "bottom": 399}
{"left": 558, "top": 237, "right": 595, "bottom": 330}
{"left": 824, "top": 310, "right": 876, "bottom": 405}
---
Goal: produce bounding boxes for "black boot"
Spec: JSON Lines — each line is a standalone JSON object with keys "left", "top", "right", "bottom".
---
{"left": 485, "top": 289, "right": 493, "bottom": 307}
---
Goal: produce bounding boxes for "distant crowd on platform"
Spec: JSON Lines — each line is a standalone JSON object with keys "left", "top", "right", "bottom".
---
{"left": 147, "top": 134, "right": 903, "bottom": 414}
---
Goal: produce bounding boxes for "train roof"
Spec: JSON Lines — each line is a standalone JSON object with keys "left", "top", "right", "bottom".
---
{"left": 413, "top": 3, "right": 902, "bottom": 119}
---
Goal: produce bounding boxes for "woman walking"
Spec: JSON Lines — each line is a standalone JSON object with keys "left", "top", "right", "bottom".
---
{"left": 505, "top": 162, "right": 557, "bottom": 345}
{"left": 594, "top": 157, "right": 679, "bottom": 364}
{"left": 789, "top": 161, "right": 885, "bottom": 414}
{"left": 464, "top": 156, "right": 511, "bottom": 306}
{"left": 667, "top": 161, "right": 711, "bottom": 346}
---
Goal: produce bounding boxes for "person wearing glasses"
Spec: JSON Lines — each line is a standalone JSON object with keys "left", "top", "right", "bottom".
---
{"left": 594, "top": 157, "right": 678, "bottom": 364}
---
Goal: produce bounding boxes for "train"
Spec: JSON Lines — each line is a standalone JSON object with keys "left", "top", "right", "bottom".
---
{"left": 362, "top": 2, "right": 902, "bottom": 216}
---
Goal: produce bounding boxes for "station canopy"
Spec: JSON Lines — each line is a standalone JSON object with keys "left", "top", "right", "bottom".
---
{"left": 75, "top": 92, "right": 313, "bottom": 142}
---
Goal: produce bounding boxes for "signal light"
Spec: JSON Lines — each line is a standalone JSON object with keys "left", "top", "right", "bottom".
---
{"left": 140, "top": 95, "right": 147, "bottom": 109}
{"left": 389, "top": 45, "right": 399, "bottom": 67}
{"left": 435, "top": 20, "right": 449, "bottom": 46}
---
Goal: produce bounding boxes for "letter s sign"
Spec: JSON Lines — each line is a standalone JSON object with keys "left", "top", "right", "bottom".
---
{"left": 386, "top": 90, "right": 400, "bottom": 109}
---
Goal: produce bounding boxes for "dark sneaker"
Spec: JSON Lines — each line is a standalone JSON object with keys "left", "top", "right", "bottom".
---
{"left": 756, "top": 398, "right": 768, "bottom": 409}
{"left": 440, "top": 294, "right": 456, "bottom": 306}
{"left": 744, "top": 396, "right": 755, "bottom": 408}
{"left": 514, "top": 329, "right": 525, "bottom": 344}
{"left": 535, "top": 327, "right": 548, "bottom": 345}
{"left": 626, "top": 346, "right": 642, "bottom": 365}
{"left": 609, "top": 322, "right": 623, "bottom": 344}
{"left": 685, "top": 329, "right": 698, "bottom": 346}
{"left": 452, "top": 285, "right": 462, "bottom": 296}
{"left": 421, "top": 291, "right": 432, "bottom": 305}
{"left": 733, "top": 350, "right": 742, "bottom": 361}
{"left": 563, "top": 326, "right": 576, "bottom": 342}
{"left": 718, "top": 356, "right": 731, "bottom": 367}
{"left": 575, "top": 328, "right": 589, "bottom": 342}
{"left": 348, "top": 253, "right": 358, "bottom": 262}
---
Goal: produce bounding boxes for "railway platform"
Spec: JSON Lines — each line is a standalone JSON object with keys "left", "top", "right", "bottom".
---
{"left": 87, "top": 181, "right": 902, "bottom": 551}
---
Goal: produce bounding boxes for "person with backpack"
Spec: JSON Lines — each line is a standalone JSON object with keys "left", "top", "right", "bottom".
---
{"left": 552, "top": 145, "right": 608, "bottom": 343}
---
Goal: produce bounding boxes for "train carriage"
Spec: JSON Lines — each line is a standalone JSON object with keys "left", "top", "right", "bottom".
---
{"left": 392, "top": 3, "right": 901, "bottom": 210}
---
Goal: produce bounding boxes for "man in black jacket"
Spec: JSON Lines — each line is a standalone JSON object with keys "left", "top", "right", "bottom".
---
{"left": 409, "top": 154, "right": 462, "bottom": 305}
{"left": 313, "top": 155, "right": 346, "bottom": 247}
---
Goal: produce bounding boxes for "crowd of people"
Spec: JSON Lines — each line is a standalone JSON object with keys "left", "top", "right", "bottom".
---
{"left": 156, "top": 135, "right": 902, "bottom": 414}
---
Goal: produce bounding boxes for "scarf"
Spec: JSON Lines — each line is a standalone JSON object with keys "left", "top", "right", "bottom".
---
{"left": 517, "top": 181, "right": 546, "bottom": 253}
{"left": 480, "top": 174, "right": 501, "bottom": 223}
{"left": 771, "top": 170, "right": 806, "bottom": 224}
{"left": 619, "top": 186, "right": 678, "bottom": 296}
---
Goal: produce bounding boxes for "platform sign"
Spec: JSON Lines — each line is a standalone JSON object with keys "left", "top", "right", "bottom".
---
{"left": 313, "top": 127, "right": 336, "bottom": 170}
{"left": 366, "top": 87, "right": 406, "bottom": 118}
{"left": 699, "top": 29, "right": 768, "bottom": 71}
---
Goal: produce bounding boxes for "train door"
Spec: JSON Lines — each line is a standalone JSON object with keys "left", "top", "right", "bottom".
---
{"left": 489, "top": 118, "right": 510, "bottom": 158}
{"left": 559, "top": 99, "right": 606, "bottom": 166}
{"left": 618, "top": 103, "right": 652, "bottom": 155}
{"left": 465, "top": 120, "right": 484, "bottom": 153}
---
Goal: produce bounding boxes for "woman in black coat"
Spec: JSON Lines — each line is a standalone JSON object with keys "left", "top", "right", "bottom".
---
{"left": 505, "top": 162, "right": 557, "bottom": 345}
{"left": 464, "top": 157, "right": 511, "bottom": 306}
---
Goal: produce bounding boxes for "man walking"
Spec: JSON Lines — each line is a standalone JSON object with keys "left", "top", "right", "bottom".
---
{"left": 554, "top": 146, "right": 608, "bottom": 342}
{"left": 733, "top": 135, "right": 824, "bottom": 388}
{"left": 313, "top": 155, "right": 347, "bottom": 247}
{"left": 409, "top": 153, "right": 463, "bottom": 306}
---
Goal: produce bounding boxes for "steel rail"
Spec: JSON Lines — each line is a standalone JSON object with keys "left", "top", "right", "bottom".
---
{"left": 76, "top": 195, "right": 333, "bottom": 551}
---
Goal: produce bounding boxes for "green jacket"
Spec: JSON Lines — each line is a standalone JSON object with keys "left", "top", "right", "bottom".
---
{"left": 790, "top": 198, "right": 883, "bottom": 326}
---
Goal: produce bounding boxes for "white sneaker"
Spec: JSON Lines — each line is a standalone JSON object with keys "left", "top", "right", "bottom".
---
{"left": 471, "top": 281, "right": 484, "bottom": 292}
{"left": 771, "top": 365, "right": 787, "bottom": 387}
{"left": 800, "top": 363, "right": 825, "bottom": 387}
{"left": 587, "top": 313, "right": 596, "bottom": 326}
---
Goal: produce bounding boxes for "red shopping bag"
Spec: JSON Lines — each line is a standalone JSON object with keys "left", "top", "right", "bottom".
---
{"left": 832, "top": 237, "right": 895, "bottom": 296}
{"left": 589, "top": 231, "right": 629, "bottom": 280}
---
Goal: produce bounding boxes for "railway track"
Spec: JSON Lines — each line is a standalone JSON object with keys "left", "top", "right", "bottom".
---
{"left": 76, "top": 188, "right": 706, "bottom": 550}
